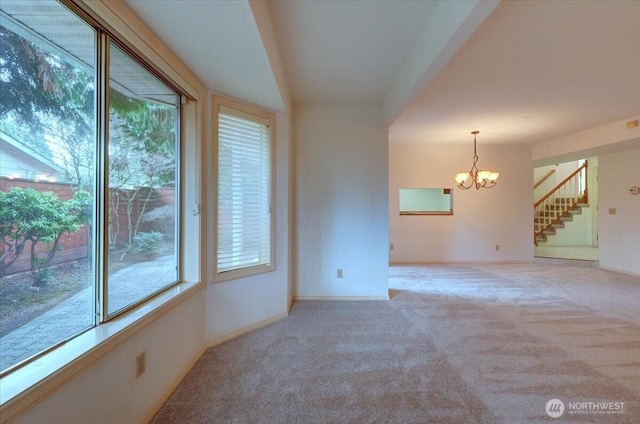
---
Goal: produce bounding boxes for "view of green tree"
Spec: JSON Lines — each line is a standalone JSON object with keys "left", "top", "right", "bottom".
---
{"left": 1, "top": 23, "right": 94, "bottom": 188}
{"left": 0, "top": 25, "right": 93, "bottom": 143}
{"left": 0, "top": 27, "right": 64, "bottom": 130}
{"left": 1, "top": 20, "right": 177, "bottom": 284}
{"left": 1, "top": 25, "right": 175, "bottom": 190}
{"left": 108, "top": 113, "right": 175, "bottom": 258}
{"left": 0, "top": 188, "right": 91, "bottom": 286}
{"left": 0, "top": 1, "right": 180, "bottom": 373}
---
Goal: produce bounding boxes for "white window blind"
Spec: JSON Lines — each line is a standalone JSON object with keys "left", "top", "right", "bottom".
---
{"left": 217, "top": 106, "right": 271, "bottom": 274}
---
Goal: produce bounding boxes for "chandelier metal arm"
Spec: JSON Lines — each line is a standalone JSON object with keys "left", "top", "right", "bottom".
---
{"left": 455, "top": 131, "right": 499, "bottom": 190}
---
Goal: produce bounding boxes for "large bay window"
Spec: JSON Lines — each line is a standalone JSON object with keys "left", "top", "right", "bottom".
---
{"left": 214, "top": 97, "right": 275, "bottom": 281}
{"left": 0, "top": 0, "right": 183, "bottom": 376}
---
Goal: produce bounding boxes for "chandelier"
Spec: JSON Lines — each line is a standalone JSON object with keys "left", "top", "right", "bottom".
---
{"left": 455, "top": 131, "right": 499, "bottom": 190}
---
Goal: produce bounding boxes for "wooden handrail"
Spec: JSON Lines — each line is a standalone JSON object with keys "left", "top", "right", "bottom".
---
{"left": 534, "top": 169, "right": 556, "bottom": 189}
{"left": 534, "top": 161, "right": 588, "bottom": 208}
{"left": 533, "top": 160, "right": 589, "bottom": 245}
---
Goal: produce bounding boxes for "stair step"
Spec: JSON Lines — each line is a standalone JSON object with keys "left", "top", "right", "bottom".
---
{"left": 534, "top": 217, "right": 568, "bottom": 225}
{"left": 555, "top": 197, "right": 587, "bottom": 204}
{"left": 545, "top": 203, "right": 588, "bottom": 211}
{"left": 546, "top": 205, "right": 578, "bottom": 211}
{"left": 534, "top": 176, "right": 588, "bottom": 245}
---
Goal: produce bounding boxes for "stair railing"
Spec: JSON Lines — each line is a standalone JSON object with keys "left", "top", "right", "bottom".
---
{"left": 534, "top": 161, "right": 588, "bottom": 245}
{"left": 534, "top": 169, "right": 556, "bottom": 189}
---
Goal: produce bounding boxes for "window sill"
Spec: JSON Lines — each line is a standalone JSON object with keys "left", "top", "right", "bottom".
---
{"left": 214, "top": 263, "right": 275, "bottom": 284}
{"left": 0, "top": 280, "right": 202, "bottom": 421}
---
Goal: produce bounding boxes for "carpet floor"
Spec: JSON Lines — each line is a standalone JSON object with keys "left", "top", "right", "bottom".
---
{"left": 151, "top": 264, "right": 640, "bottom": 423}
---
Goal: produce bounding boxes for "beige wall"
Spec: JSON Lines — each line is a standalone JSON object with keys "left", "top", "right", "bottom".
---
{"left": 294, "top": 103, "right": 389, "bottom": 298}
{"left": 533, "top": 115, "right": 640, "bottom": 165}
{"left": 599, "top": 147, "right": 640, "bottom": 275}
{"left": 11, "top": 290, "right": 205, "bottom": 424}
{"left": 389, "top": 142, "right": 533, "bottom": 263}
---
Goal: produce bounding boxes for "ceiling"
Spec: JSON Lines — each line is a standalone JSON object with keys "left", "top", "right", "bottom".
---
{"left": 125, "top": 0, "right": 283, "bottom": 112}
{"left": 267, "top": 0, "right": 438, "bottom": 104}
{"left": 124, "top": 0, "right": 640, "bottom": 147}
{"left": 391, "top": 0, "right": 640, "bottom": 145}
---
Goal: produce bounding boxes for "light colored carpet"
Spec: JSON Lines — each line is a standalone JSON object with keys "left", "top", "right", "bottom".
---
{"left": 152, "top": 264, "right": 640, "bottom": 423}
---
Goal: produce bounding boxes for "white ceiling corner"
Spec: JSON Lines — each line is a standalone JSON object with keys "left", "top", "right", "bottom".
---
{"left": 123, "top": 0, "right": 640, "bottom": 149}
{"left": 124, "top": 0, "right": 284, "bottom": 112}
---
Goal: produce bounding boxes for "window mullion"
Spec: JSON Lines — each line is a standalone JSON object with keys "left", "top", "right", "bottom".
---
{"left": 96, "top": 32, "right": 110, "bottom": 324}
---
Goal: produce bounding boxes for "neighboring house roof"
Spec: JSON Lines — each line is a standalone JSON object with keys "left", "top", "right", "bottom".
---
{"left": 0, "top": 130, "right": 65, "bottom": 181}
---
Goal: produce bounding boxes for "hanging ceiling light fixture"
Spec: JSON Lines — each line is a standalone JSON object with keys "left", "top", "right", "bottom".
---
{"left": 455, "top": 131, "right": 499, "bottom": 190}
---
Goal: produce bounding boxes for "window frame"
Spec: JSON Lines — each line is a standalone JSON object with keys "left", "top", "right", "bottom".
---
{"left": 0, "top": 0, "right": 188, "bottom": 376}
{"left": 103, "top": 38, "right": 182, "bottom": 320}
{"left": 81, "top": 3, "right": 187, "bottom": 323}
{"left": 213, "top": 95, "right": 276, "bottom": 282}
{"left": 0, "top": 0, "right": 202, "bottom": 414}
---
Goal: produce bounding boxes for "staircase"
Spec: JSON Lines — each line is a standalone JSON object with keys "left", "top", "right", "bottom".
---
{"left": 534, "top": 161, "right": 588, "bottom": 245}
{"left": 534, "top": 198, "right": 589, "bottom": 244}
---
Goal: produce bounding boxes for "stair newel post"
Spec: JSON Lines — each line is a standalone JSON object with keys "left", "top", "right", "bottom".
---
{"left": 583, "top": 160, "right": 588, "bottom": 204}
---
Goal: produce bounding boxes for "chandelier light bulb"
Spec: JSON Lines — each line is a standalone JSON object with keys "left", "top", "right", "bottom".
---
{"left": 455, "top": 173, "right": 470, "bottom": 184}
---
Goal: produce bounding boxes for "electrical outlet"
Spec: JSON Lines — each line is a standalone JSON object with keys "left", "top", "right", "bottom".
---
{"left": 495, "top": 244, "right": 500, "bottom": 251}
{"left": 136, "top": 351, "right": 146, "bottom": 378}
{"left": 337, "top": 269, "right": 343, "bottom": 279}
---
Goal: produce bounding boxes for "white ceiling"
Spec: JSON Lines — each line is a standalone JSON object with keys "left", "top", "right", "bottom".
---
{"left": 123, "top": 0, "right": 640, "bottom": 147}
{"left": 267, "top": 0, "right": 438, "bottom": 103}
{"left": 125, "top": 0, "right": 284, "bottom": 112}
{"left": 391, "top": 0, "right": 640, "bottom": 145}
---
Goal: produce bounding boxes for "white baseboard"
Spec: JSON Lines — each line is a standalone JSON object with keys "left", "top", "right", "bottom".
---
{"left": 294, "top": 295, "right": 390, "bottom": 301}
{"left": 205, "top": 312, "right": 289, "bottom": 349}
{"left": 599, "top": 265, "right": 640, "bottom": 277}
{"left": 141, "top": 345, "right": 207, "bottom": 423}
{"left": 389, "top": 260, "right": 533, "bottom": 265}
